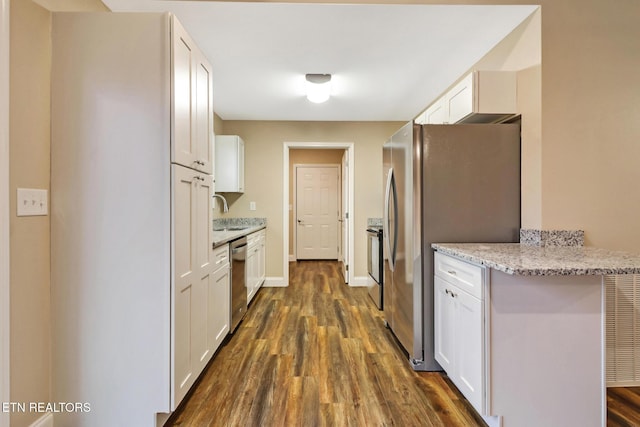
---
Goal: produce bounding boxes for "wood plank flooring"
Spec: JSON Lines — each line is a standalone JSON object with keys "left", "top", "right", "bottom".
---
{"left": 165, "top": 261, "right": 486, "bottom": 427}
{"left": 165, "top": 260, "right": 640, "bottom": 426}
{"left": 608, "top": 387, "right": 640, "bottom": 427}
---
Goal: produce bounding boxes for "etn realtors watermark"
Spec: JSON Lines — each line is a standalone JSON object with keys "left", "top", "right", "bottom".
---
{"left": 2, "top": 401, "right": 91, "bottom": 413}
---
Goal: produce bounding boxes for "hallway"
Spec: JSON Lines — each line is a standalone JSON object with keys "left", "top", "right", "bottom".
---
{"left": 165, "top": 261, "right": 486, "bottom": 426}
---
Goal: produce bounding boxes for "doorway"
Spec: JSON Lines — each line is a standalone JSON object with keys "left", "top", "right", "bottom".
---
{"left": 283, "top": 142, "right": 354, "bottom": 286}
{"left": 294, "top": 164, "right": 340, "bottom": 260}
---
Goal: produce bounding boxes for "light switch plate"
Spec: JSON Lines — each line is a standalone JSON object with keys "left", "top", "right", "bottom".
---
{"left": 17, "top": 188, "right": 48, "bottom": 216}
{"left": 249, "top": 201, "right": 256, "bottom": 211}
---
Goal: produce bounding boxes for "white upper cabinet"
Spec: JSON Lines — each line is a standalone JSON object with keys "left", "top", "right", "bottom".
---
{"left": 416, "top": 70, "right": 517, "bottom": 125}
{"left": 215, "top": 135, "right": 245, "bottom": 193}
{"left": 172, "top": 18, "right": 213, "bottom": 174}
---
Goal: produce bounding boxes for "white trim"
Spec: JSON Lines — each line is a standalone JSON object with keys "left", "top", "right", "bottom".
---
{"left": 348, "top": 276, "right": 370, "bottom": 287}
{"left": 292, "top": 163, "right": 340, "bottom": 260}
{"left": 0, "top": 1, "right": 10, "bottom": 426}
{"left": 29, "top": 413, "right": 54, "bottom": 427}
{"left": 288, "top": 255, "right": 296, "bottom": 262}
{"left": 283, "top": 142, "right": 355, "bottom": 287}
{"left": 263, "top": 276, "right": 286, "bottom": 288}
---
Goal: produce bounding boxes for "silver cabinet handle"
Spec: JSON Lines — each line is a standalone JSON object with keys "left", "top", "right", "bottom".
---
{"left": 447, "top": 270, "right": 457, "bottom": 275}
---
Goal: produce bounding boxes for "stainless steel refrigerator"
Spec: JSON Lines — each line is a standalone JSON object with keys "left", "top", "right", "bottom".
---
{"left": 382, "top": 121, "right": 520, "bottom": 371}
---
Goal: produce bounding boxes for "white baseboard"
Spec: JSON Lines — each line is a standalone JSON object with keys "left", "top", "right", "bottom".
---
{"left": 156, "top": 412, "right": 171, "bottom": 427}
{"left": 348, "top": 276, "right": 370, "bottom": 287}
{"left": 263, "top": 276, "right": 286, "bottom": 287}
{"left": 482, "top": 415, "right": 502, "bottom": 427}
{"left": 263, "top": 275, "right": 370, "bottom": 288}
{"left": 29, "top": 413, "right": 54, "bottom": 427}
{"left": 288, "top": 255, "right": 296, "bottom": 262}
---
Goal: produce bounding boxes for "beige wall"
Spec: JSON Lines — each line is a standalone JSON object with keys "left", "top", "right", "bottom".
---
{"left": 537, "top": 1, "right": 640, "bottom": 250}
{"left": 9, "top": 1, "right": 108, "bottom": 426}
{"left": 218, "top": 121, "right": 402, "bottom": 279}
{"left": 9, "top": 3, "right": 53, "bottom": 426}
{"left": 289, "top": 149, "right": 345, "bottom": 256}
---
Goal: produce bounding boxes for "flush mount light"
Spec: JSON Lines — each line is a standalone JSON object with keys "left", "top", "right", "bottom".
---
{"left": 305, "top": 74, "right": 332, "bottom": 103}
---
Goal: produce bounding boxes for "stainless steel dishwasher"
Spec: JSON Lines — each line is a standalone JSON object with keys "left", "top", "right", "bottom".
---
{"left": 230, "top": 237, "right": 247, "bottom": 332}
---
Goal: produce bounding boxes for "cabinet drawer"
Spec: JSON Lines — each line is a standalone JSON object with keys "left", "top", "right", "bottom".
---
{"left": 434, "top": 252, "right": 484, "bottom": 299}
{"left": 213, "top": 244, "right": 229, "bottom": 269}
{"left": 247, "top": 229, "right": 265, "bottom": 247}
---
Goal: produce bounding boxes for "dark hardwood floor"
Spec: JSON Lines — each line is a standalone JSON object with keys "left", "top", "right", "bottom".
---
{"left": 608, "top": 387, "right": 640, "bottom": 427}
{"left": 166, "top": 261, "right": 486, "bottom": 426}
{"left": 165, "top": 260, "right": 640, "bottom": 426}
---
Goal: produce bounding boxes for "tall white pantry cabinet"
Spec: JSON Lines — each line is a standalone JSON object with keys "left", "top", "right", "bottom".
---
{"left": 51, "top": 13, "right": 216, "bottom": 426}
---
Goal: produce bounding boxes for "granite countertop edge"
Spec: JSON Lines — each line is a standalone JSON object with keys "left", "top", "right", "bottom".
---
{"left": 431, "top": 243, "right": 640, "bottom": 276}
{"left": 212, "top": 224, "right": 266, "bottom": 248}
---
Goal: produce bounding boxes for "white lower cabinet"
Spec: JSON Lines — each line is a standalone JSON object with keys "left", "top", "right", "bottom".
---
{"left": 246, "top": 229, "right": 266, "bottom": 303}
{"left": 434, "top": 253, "right": 485, "bottom": 414}
{"left": 210, "top": 244, "right": 230, "bottom": 353}
{"left": 257, "top": 230, "right": 266, "bottom": 286}
{"left": 173, "top": 165, "right": 214, "bottom": 407}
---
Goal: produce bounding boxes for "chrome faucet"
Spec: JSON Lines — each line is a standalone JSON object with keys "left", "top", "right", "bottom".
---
{"left": 212, "top": 194, "right": 229, "bottom": 213}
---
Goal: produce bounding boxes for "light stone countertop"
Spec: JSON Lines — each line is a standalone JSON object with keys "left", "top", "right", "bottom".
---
{"left": 212, "top": 217, "right": 266, "bottom": 248}
{"left": 431, "top": 243, "right": 640, "bottom": 276}
{"left": 212, "top": 224, "right": 266, "bottom": 248}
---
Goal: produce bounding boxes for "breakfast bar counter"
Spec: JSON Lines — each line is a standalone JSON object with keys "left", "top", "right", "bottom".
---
{"left": 431, "top": 242, "right": 640, "bottom": 276}
{"left": 431, "top": 242, "right": 640, "bottom": 427}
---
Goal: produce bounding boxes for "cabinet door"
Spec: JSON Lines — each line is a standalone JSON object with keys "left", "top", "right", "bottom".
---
{"left": 173, "top": 166, "right": 213, "bottom": 408}
{"left": 434, "top": 277, "right": 455, "bottom": 373}
{"left": 445, "top": 72, "right": 474, "bottom": 124}
{"left": 425, "top": 98, "right": 447, "bottom": 124}
{"left": 214, "top": 136, "right": 245, "bottom": 192}
{"left": 172, "top": 165, "right": 197, "bottom": 408}
{"left": 454, "top": 287, "right": 483, "bottom": 413}
{"left": 193, "top": 172, "right": 214, "bottom": 370}
{"left": 258, "top": 234, "right": 266, "bottom": 286}
{"left": 246, "top": 245, "right": 257, "bottom": 303}
{"left": 172, "top": 18, "right": 197, "bottom": 170}
{"left": 194, "top": 52, "right": 213, "bottom": 174}
{"left": 210, "top": 263, "right": 230, "bottom": 354}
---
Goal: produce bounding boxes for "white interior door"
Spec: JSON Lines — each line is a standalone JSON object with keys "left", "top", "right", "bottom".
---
{"left": 341, "top": 152, "right": 349, "bottom": 283}
{"left": 296, "top": 165, "right": 339, "bottom": 260}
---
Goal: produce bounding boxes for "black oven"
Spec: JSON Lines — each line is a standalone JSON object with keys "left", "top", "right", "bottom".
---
{"left": 366, "top": 227, "right": 383, "bottom": 309}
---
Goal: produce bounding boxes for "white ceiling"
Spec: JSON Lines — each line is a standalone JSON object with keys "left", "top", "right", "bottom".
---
{"left": 102, "top": 1, "right": 537, "bottom": 122}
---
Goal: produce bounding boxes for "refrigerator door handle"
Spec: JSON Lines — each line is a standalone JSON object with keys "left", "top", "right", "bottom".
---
{"left": 384, "top": 167, "right": 397, "bottom": 271}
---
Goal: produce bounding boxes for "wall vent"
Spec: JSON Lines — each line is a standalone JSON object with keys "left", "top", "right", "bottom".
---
{"left": 606, "top": 274, "right": 640, "bottom": 386}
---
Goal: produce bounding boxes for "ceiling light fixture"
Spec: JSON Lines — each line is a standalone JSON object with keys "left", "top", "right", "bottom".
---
{"left": 305, "top": 74, "right": 332, "bottom": 103}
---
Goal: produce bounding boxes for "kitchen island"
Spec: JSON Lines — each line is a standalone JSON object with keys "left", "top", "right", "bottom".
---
{"left": 431, "top": 242, "right": 640, "bottom": 427}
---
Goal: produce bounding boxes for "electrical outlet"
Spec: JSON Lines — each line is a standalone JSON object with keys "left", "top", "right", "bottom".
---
{"left": 17, "top": 188, "right": 48, "bottom": 216}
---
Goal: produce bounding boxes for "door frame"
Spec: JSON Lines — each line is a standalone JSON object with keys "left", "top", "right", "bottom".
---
{"left": 283, "top": 142, "right": 354, "bottom": 287}
{"left": 293, "top": 164, "right": 340, "bottom": 260}
{"left": 1, "top": 1, "right": 10, "bottom": 424}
